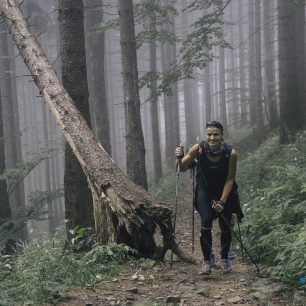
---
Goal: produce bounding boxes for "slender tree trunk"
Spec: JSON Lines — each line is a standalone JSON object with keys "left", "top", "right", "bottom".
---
{"left": 212, "top": 55, "right": 218, "bottom": 120}
{"left": 161, "top": 44, "right": 174, "bottom": 166}
{"left": 169, "top": 19, "right": 180, "bottom": 151}
{"left": 248, "top": 0, "right": 257, "bottom": 127}
{"left": 118, "top": 0, "right": 148, "bottom": 190}
{"left": 149, "top": 11, "right": 163, "bottom": 183}
{"left": 58, "top": 0, "right": 94, "bottom": 233}
{"left": 254, "top": 0, "right": 264, "bottom": 143}
{"left": 294, "top": 3, "right": 306, "bottom": 127}
{"left": 228, "top": 4, "right": 239, "bottom": 127}
{"left": 184, "top": 79, "right": 196, "bottom": 145}
{"left": 204, "top": 64, "right": 212, "bottom": 125}
{"left": 161, "top": 0, "right": 180, "bottom": 167}
{"left": 41, "top": 101, "right": 56, "bottom": 234}
{"left": 238, "top": 0, "right": 247, "bottom": 126}
{"left": 181, "top": 6, "right": 199, "bottom": 144}
{"left": 84, "top": 0, "right": 111, "bottom": 155}
{"left": 218, "top": 45, "right": 228, "bottom": 137}
{"left": 0, "top": 90, "right": 13, "bottom": 250}
{"left": 263, "top": 0, "right": 279, "bottom": 129}
{"left": 0, "top": 0, "right": 196, "bottom": 263}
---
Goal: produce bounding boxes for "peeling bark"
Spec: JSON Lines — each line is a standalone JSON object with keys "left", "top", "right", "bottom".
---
{"left": 0, "top": 0, "right": 196, "bottom": 263}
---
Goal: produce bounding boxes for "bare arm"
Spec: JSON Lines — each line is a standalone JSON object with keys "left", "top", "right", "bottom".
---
{"left": 176, "top": 144, "right": 199, "bottom": 172}
{"left": 220, "top": 149, "right": 237, "bottom": 203}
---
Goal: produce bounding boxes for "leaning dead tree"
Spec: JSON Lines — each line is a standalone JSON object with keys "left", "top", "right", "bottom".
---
{"left": 0, "top": 0, "right": 195, "bottom": 263}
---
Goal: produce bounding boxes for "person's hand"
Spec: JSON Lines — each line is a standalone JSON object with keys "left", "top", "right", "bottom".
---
{"left": 175, "top": 144, "right": 184, "bottom": 159}
{"left": 212, "top": 200, "right": 225, "bottom": 213}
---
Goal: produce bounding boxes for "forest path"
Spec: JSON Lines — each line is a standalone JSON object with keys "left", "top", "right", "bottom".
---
{"left": 58, "top": 175, "right": 299, "bottom": 306}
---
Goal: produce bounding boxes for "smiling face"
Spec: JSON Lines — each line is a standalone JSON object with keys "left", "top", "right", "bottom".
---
{"left": 205, "top": 127, "right": 223, "bottom": 151}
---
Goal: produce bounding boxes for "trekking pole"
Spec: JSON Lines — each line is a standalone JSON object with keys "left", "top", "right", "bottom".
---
{"left": 191, "top": 137, "right": 199, "bottom": 255}
{"left": 170, "top": 160, "right": 180, "bottom": 269}
{"left": 237, "top": 220, "right": 244, "bottom": 260}
{"left": 220, "top": 212, "right": 260, "bottom": 273}
{"left": 191, "top": 166, "right": 195, "bottom": 255}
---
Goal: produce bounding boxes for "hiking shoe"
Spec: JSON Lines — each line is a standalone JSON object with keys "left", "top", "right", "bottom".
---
{"left": 221, "top": 259, "right": 232, "bottom": 274}
{"left": 210, "top": 253, "right": 216, "bottom": 268}
{"left": 228, "top": 250, "right": 236, "bottom": 260}
{"left": 201, "top": 261, "right": 212, "bottom": 275}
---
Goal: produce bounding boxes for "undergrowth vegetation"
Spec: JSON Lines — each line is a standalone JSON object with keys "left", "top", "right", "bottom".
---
{"left": 238, "top": 132, "right": 306, "bottom": 284}
{"left": 0, "top": 231, "right": 138, "bottom": 305}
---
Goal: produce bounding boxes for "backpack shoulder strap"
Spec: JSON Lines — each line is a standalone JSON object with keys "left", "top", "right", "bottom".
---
{"left": 222, "top": 142, "right": 232, "bottom": 159}
{"left": 198, "top": 141, "right": 209, "bottom": 156}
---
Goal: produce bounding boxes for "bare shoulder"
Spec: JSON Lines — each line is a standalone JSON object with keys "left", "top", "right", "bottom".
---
{"left": 231, "top": 148, "right": 237, "bottom": 156}
{"left": 230, "top": 148, "right": 237, "bottom": 161}
{"left": 188, "top": 143, "right": 199, "bottom": 155}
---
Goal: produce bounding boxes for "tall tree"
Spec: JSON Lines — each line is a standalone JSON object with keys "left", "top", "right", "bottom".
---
{"left": 161, "top": 0, "right": 180, "bottom": 167}
{"left": 0, "top": 23, "right": 26, "bottom": 241}
{"left": 118, "top": 0, "right": 148, "bottom": 190}
{"left": 218, "top": 45, "right": 228, "bottom": 137}
{"left": 263, "top": 0, "right": 279, "bottom": 129}
{"left": 238, "top": 0, "right": 248, "bottom": 126}
{"left": 254, "top": 0, "right": 264, "bottom": 143}
{"left": 84, "top": 0, "right": 111, "bottom": 155}
{"left": 0, "top": 91, "right": 13, "bottom": 251}
{"left": 181, "top": 7, "right": 200, "bottom": 145}
{"left": 228, "top": 3, "right": 239, "bottom": 127}
{"left": 204, "top": 63, "right": 212, "bottom": 124}
{"left": 148, "top": 2, "right": 163, "bottom": 182}
{"left": 278, "top": 0, "right": 306, "bottom": 143}
{"left": 248, "top": 0, "right": 257, "bottom": 127}
{"left": 58, "top": 0, "right": 93, "bottom": 233}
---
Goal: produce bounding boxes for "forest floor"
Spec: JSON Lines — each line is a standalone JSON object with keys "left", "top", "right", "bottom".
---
{"left": 57, "top": 177, "right": 304, "bottom": 306}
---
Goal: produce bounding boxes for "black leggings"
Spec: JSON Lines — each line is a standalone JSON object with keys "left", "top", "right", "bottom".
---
{"left": 196, "top": 188, "right": 233, "bottom": 261}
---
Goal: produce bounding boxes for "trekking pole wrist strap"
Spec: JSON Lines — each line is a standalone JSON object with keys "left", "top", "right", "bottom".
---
{"left": 218, "top": 200, "right": 225, "bottom": 207}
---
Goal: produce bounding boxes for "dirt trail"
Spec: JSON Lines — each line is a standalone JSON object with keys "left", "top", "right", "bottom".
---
{"left": 59, "top": 176, "right": 304, "bottom": 306}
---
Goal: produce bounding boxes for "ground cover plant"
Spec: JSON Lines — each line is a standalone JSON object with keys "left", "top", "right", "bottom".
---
{"left": 0, "top": 231, "right": 138, "bottom": 305}
{"left": 238, "top": 131, "right": 306, "bottom": 285}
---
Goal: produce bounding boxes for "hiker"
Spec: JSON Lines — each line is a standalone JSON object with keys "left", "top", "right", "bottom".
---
{"left": 175, "top": 121, "right": 243, "bottom": 275}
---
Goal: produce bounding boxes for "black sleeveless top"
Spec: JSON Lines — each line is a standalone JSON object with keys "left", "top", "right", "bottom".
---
{"left": 196, "top": 141, "right": 237, "bottom": 196}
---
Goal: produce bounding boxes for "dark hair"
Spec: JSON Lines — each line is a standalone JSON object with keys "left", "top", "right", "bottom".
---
{"left": 205, "top": 121, "right": 223, "bottom": 133}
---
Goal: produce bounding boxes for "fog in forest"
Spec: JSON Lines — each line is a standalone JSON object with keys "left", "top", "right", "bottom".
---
{"left": 0, "top": 0, "right": 305, "bottom": 242}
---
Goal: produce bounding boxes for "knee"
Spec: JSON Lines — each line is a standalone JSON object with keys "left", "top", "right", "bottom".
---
{"left": 201, "top": 225, "right": 212, "bottom": 232}
{"left": 220, "top": 225, "right": 231, "bottom": 234}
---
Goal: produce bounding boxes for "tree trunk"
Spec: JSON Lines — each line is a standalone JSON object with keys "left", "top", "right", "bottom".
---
{"left": 294, "top": 3, "right": 306, "bottom": 128}
{"left": 228, "top": 3, "right": 239, "bottom": 127}
{"left": 161, "top": 0, "right": 180, "bottom": 168}
{"left": 204, "top": 64, "right": 212, "bottom": 127}
{"left": 161, "top": 44, "right": 175, "bottom": 167}
{"left": 84, "top": 0, "right": 111, "bottom": 155}
{"left": 218, "top": 45, "right": 228, "bottom": 137}
{"left": 238, "top": 0, "right": 248, "bottom": 126}
{"left": 278, "top": 0, "right": 305, "bottom": 143}
{"left": 58, "top": 0, "right": 94, "bottom": 233}
{"left": 41, "top": 100, "right": 56, "bottom": 235}
{"left": 149, "top": 10, "right": 163, "bottom": 183}
{"left": 0, "top": 90, "right": 13, "bottom": 249}
{"left": 118, "top": 0, "right": 148, "bottom": 190}
{"left": 0, "top": 22, "right": 27, "bottom": 241}
{"left": 182, "top": 8, "right": 199, "bottom": 145}
{"left": 168, "top": 17, "right": 180, "bottom": 154}
{"left": 0, "top": 0, "right": 195, "bottom": 262}
{"left": 263, "top": 0, "right": 279, "bottom": 129}
{"left": 248, "top": 0, "right": 257, "bottom": 127}
{"left": 184, "top": 78, "right": 196, "bottom": 146}
{"left": 254, "top": 0, "right": 264, "bottom": 143}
